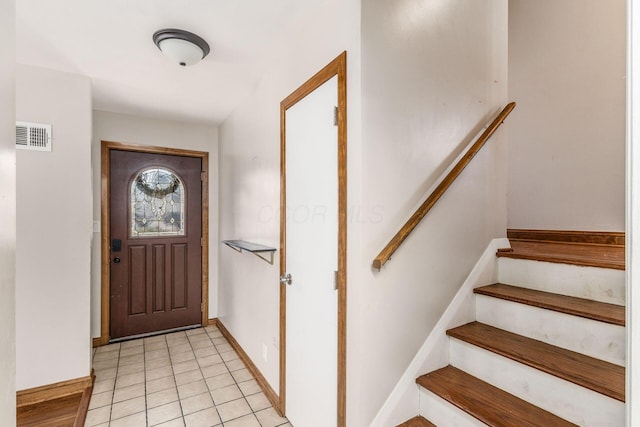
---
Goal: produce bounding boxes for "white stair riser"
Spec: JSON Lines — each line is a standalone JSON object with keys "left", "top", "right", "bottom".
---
{"left": 418, "top": 387, "right": 487, "bottom": 427}
{"left": 449, "top": 339, "right": 625, "bottom": 426}
{"left": 498, "top": 258, "right": 625, "bottom": 305}
{"left": 475, "top": 295, "right": 625, "bottom": 366}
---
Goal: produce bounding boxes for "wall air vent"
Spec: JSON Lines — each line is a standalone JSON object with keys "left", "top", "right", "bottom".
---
{"left": 16, "top": 121, "right": 52, "bottom": 152}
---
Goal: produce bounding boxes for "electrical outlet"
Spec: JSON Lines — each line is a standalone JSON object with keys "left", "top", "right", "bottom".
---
{"left": 262, "top": 344, "right": 268, "bottom": 363}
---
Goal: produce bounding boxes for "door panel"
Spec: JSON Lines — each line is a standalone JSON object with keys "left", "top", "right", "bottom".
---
{"left": 128, "top": 245, "right": 147, "bottom": 315}
{"left": 110, "top": 150, "right": 202, "bottom": 339}
{"left": 152, "top": 245, "right": 166, "bottom": 313}
{"left": 172, "top": 243, "right": 188, "bottom": 309}
{"left": 285, "top": 76, "right": 338, "bottom": 427}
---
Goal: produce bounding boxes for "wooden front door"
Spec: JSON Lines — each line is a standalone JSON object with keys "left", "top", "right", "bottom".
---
{"left": 109, "top": 150, "right": 202, "bottom": 339}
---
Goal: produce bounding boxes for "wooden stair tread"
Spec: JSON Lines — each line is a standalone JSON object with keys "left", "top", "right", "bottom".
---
{"left": 17, "top": 393, "right": 82, "bottom": 427}
{"left": 417, "top": 366, "right": 576, "bottom": 426}
{"left": 497, "top": 240, "right": 625, "bottom": 270}
{"left": 447, "top": 322, "right": 625, "bottom": 401}
{"left": 396, "top": 415, "right": 436, "bottom": 427}
{"left": 474, "top": 283, "right": 625, "bottom": 326}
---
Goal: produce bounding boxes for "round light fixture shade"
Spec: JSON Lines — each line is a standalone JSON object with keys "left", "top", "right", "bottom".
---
{"left": 153, "top": 29, "right": 210, "bottom": 67}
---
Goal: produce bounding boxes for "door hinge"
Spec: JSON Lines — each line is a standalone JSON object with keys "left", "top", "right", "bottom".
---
{"left": 201, "top": 171, "right": 206, "bottom": 182}
{"left": 201, "top": 237, "right": 204, "bottom": 247}
{"left": 334, "top": 270, "right": 339, "bottom": 290}
{"left": 333, "top": 106, "right": 339, "bottom": 126}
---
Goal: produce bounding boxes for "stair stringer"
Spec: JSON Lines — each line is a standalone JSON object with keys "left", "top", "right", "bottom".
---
{"left": 369, "top": 238, "right": 509, "bottom": 427}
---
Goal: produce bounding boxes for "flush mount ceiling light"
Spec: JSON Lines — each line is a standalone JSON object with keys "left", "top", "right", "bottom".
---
{"left": 153, "top": 28, "right": 210, "bottom": 67}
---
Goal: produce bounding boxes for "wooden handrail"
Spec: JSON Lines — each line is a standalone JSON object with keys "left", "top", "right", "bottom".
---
{"left": 372, "top": 102, "right": 516, "bottom": 270}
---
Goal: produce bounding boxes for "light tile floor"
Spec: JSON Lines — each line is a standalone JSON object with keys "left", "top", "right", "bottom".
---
{"left": 86, "top": 326, "right": 292, "bottom": 427}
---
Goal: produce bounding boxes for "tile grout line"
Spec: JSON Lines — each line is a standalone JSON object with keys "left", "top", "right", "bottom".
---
{"left": 165, "top": 332, "right": 186, "bottom": 427}
{"left": 90, "top": 327, "right": 290, "bottom": 427}
{"left": 206, "top": 328, "right": 231, "bottom": 426}
{"left": 210, "top": 325, "right": 289, "bottom": 427}
{"left": 209, "top": 327, "right": 262, "bottom": 426}
{"left": 210, "top": 328, "right": 250, "bottom": 425}
{"left": 210, "top": 329, "right": 230, "bottom": 425}
{"left": 185, "top": 326, "right": 246, "bottom": 426}
{"left": 115, "top": 341, "right": 146, "bottom": 425}
{"left": 108, "top": 343, "right": 122, "bottom": 425}
{"left": 143, "top": 337, "right": 150, "bottom": 427}
{"left": 186, "top": 327, "right": 224, "bottom": 426}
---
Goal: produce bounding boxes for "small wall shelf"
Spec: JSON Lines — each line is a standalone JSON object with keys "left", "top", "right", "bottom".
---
{"left": 222, "top": 240, "right": 276, "bottom": 265}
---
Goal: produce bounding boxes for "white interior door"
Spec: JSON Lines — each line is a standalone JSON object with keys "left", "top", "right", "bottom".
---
{"left": 285, "top": 75, "right": 338, "bottom": 427}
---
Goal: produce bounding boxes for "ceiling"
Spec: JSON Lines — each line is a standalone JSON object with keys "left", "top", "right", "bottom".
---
{"left": 16, "top": 0, "right": 320, "bottom": 125}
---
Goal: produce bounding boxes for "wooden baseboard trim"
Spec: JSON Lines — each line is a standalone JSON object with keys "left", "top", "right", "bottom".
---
{"left": 215, "top": 319, "right": 282, "bottom": 416}
{"left": 507, "top": 229, "right": 625, "bottom": 247}
{"left": 17, "top": 371, "right": 95, "bottom": 409}
{"left": 207, "top": 318, "right": 218, "bottom": 327}
{"left": 73, "top": 370, "right": 95, "bottom": 427}
{"left": 17, "top": 370, "right": 95, "bottom": 427}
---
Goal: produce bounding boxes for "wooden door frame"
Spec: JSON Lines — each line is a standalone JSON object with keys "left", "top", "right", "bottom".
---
{"left": 96, "top": 140, "right": 209, "bottom": 346}
{"left": 279, "top": 51, "right": 347, "bottom": 426}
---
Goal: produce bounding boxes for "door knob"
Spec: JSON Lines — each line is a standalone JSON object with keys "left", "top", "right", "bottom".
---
{"left": 280, "top": 273, "right": 292, "bottom": 285}
{"left": 113, "top": 257, "right": 121, "bottom": 264}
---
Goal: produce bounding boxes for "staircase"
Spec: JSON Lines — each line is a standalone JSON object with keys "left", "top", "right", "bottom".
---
{"left": 397, "top": 238, "right": 626, "bottom": 426}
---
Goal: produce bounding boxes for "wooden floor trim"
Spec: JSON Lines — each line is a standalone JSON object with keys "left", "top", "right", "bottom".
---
{"left": 17, "top": 393, "right": 82, "bottom": 427}
{"left": 73, "top": 370, "right": 95, "bottom": 427}
{"left": 214, "top": 319, "right": 282, "bottom": 416}
{"left": 17, "top": 373, "right": 94, "bottom": 408}
{"left": 17, "top": 370, "right": 95, "bottom": 427}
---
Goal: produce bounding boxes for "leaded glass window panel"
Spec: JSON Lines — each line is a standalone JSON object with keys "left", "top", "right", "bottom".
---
{"left": 130, "top": 167, "right": 185, "bottom": 237}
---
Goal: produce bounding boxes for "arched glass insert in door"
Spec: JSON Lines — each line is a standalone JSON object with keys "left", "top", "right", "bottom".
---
{"left": 130, "top": 167, "right": 185, "bottom": 237}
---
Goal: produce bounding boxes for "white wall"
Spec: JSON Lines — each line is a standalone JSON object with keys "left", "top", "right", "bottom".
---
{"left": 91, "top": 111, "right": 219, "bottom": 338}
{"left": 0, "top": 0, "right": 16, "bottom": 422}
{"left": 217, "top": 0, "right": 361, "bottom": 399}
{"left": 219, "top": 0, "right": 507, "bottom": 425}
{"left": 508, "top": 0, "right": 626, "bottom": 231}
{"left": 354, "top": 1, "right": 508, "bottom": 425}
{"left": 15, "top": 65, "right": 92, "bottom": 389}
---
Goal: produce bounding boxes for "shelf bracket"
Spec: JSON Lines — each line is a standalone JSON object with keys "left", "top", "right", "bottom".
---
{"left": 252, "top": 250, "right": 274, "bottom": 265}
{"left": 222, "top": 240, "right": 276, "bottom": 265}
